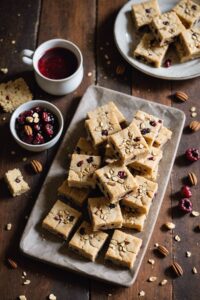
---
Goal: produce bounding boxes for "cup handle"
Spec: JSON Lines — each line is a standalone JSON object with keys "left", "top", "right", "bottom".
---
{"left": 21, "top": 49, "right": 34, "bottom": 69}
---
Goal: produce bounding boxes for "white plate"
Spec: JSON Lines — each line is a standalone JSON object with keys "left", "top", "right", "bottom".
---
{"left": 20, "top": 85, "right": 185, "bottom": 287}
{"left": 114, "top": 0, "right": 200, "bottom": 80}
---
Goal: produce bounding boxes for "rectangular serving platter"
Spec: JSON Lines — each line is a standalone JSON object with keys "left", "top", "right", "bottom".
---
{"left": 20, "top": 85, "right": 185, "bottom": 287}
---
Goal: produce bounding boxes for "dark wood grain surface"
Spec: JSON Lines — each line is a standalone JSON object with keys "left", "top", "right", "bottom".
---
{"left": 0, "top": 1, "right": 199, "bottom": 300}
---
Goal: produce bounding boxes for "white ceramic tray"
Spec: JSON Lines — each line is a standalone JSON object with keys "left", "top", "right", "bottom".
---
{"left": 20, "top": 85, "right": 185, "bottom": 286}
{"left": 114, "top": 0, "right": 200, "bottom": 80}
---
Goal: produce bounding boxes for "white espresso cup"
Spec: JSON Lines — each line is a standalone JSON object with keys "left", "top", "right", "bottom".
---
{"left": 21, "top": 39, "right": 83, "bottom": 95}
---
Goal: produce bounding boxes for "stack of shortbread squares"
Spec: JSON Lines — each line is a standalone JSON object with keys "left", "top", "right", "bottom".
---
{"left": 42, "top": 101, "right": 172, "bottom": 269}
{"left": 132, "top": 0, "right": 200, "bottom": 67}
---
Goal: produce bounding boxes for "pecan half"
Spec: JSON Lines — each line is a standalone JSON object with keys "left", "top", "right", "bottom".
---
{"left": 171, "top": 262, "right": 183, "bottom": 276}
{"left": 24, "top": 125, "right": 33, "bottom": 136}
{"left": 31, "top": 159, "right": 43, "bottom": 173}
{"left": 175, "top": 91, "right": 188, "bottom": 102}
{"left": 188, "top": 172, "right": 197, "bottom": 186}
{"left": 189, "top": 121, "right": 200, "bottom": 132}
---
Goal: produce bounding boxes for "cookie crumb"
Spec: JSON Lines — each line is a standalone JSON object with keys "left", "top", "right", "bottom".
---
{"left": 191, "top": 210, "right": 200, "bottom": 217}
{"left": 192, "top": 267, "right": 198, "bottom": 274}
{"left": 11, "top": 40, "right": 16, "bottom": 44}
{"left": 148, "top": 276, "right": 157, "bottom": 282}
{"left": 186, "top": 251, "right": 191, "bottom": 257}
{"left": 87, "top": 72, "right": 92, "bottom": 77}
{"left": 22, "top": 157, "right": 27, "bottom": 162}
{"left": 1, "top": 68, "right": 8, "bottom": 74}
{"left": 6, "top": 223, "right": 12, "bottom": 231}
{"left": 174, "top": 235, "right": 181, "bottom": 242}
{"left": 18, "top": 296, "right": 27, "bottom": 300}
{"left": 139, "top": 290, "right": 145, "bottom": 297}
{"left": 160, "top": 279, "right": 168, "bottom": 286}
{"left": 148, "top": 259, "right": 155, "bottom": 265}
{"left": 49, "top": 294, "right": 57, "bottom": 300}
{"left": 23, "top": 279, "right": 31, "bottom": 285}
{"left": 11, "top": 151, "right": 15, "bottom": 155}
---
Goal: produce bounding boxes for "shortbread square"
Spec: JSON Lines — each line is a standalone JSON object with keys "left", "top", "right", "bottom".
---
{"left": 87, "top": 101, "right": 126, "bottom": 124}
{"left": 88, "top": 197, "right": 123, "bottom": 231}
{"left": 58, "top": 179, "right": 90, "bottom": 207}
{"left": 69, "top": 221, "right": 108, "bottom": 261}
{"left": 173, "top": 0, "right": 200, "bottom": 28}
{"left": 85, "top": 112, "right": 121, "bottom": 147}
{"left": 105, "top": 230, "right": 142, "bottom": 268}
{"left": 175, "top": 28, "right": 200, "bottom": 63}
{"left": 74, "top": 137, "right": 99, "bottom": 155}
{"left": 68, "top": 154, "right": 101, "bottom": 189}
{"left": 4, "top": 168, "right": 30, "bottom": 197}
{"left": 132, "top": 0, "right": 160, "bottom": 29}
{"left": 150, "top": 11, "right": 185, "bottom": 46}
{"left": 121, "top": 175, "right": 158, "bottom": 214}
{"left": 132, "top": 110, "right": 163, "bottom": 146}
{"left": 134, "top": 33, "right": 169, "bottom": 68}
{"left": 129, "top": 146, "right": 162, "bottom": 175}
{"left": 153, "top": 126, "right": 172, "bottom": 148}
{"left": 42, "top": 200, "right": 81, "bottom": 240}
{"left": 95, "top": 162, "right": 138, "bottom": 203}
{"left": 121, "top": 205, "right": 147, "bottom": 231}
{"left": 108, "top": 122, "right": 149, "bottom": 165}
{"left": 0, "top": 78, "right": 33, "bottom": 112}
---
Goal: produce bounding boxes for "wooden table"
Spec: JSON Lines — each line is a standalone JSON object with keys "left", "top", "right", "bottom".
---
{"left": 0, "top": 1, "right": 199, "bottom": 299}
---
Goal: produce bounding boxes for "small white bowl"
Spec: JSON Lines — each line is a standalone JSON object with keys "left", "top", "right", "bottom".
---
{"left": 10, "top": 100, "right": 64, "bottom": 152}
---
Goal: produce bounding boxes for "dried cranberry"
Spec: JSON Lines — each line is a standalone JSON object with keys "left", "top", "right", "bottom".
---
{"left": 33, "top": 133, "right": 45, "bottom": 145}
{"left": 145, "top": 8, "right": 151, "bottom": 13}
{"left": 33, "top": 124, "right": 41, "bottom": 132}
{"left": 118, "top": 171, "right": 127, "bottom": 179}
{"left": 185, "top": 148, "right": 200, "bottom": 162}
{"left": 42, "top": 111, "right": 51, "bottom": 123}
{"left": 109, "top": 203, "right": 116, "bottom": 209}
{"left": 75, "top": 146, "right": 81, "bottom": 154}
{"left": 15, "top": 177, "right": 21, "bottom": 183}
{"left": 102, "top": 129, "right": 108, "bottom": 136}
{"left": 192, "top": 4, "right": 197, "bottom": 10}
{"left": 17, "top": 115, "right": 26, "bottom": 125}
{"left": 69, "top": 215, "right": 75, "bottom": 222}
{"left": 178, "top": 198, "right": 193, "bottom": 213}
{"left": 77, "top": 160, "right": 83, "bottom": 167}
{"left": 87, "top": 156, "right": 93, "bottom": 163}
{"left": 163, "top": 21, "right": 169, "bottom": 25}
{"left": 181, "top": 186, "right": 192, "bottom": 198}
{"left": 150, "top": 120, "right": 157, "bottom": 127}
{"left": 141, "top": 128, "right": 150, "bottom": 135}
{"left": 44, "top": 123, "right": 54, "bottom": 136}
{"left": 79, "top": 227, "right": 85, "bottom": 235}
{"left": 6, "top": 95, "right": 9, "bottom": 100}
{"left": 148, "top": 156, "right": 154, "bottom": 160}
{"left": 164, "top": 59, "right": 171, "bottom": 68}
{"left": 134, "top": 137, "right": 140, "bottom": 142}
{"left": 158, "top": 120, "right": 162, "bottom": 123}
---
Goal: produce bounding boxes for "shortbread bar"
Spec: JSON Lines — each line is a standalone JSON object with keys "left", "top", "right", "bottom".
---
{"left": 85, "top": 112, "right": 121, "bottom": 147}
{"left": 132, "top": 0, "right": 160, "bottom": 29}
{"left": 104, "top": 144, "right": 117, "bottom": 164}
{"left": 95, "top": 162, "right": 138, "bottom": 203}
{"left": 129, "top": 146, "right": 162, "bottom": 175}
{"left": 87, "top": 101, "right": 126, "bottom": 124}
{"left": 122, "top": 175, "right": 158, "bottom": 214}
{"left": 131, "top": 165, "right": 159, "bottom": 182}
{"left": 4, "top": 168, "right": 30, "bottom": 197}
{"left": 69, "top": 221, "right": 108, "bottom": 261}
{"left": 105, "top": 230, "right": 142, "bottom": 269}
{"left": 153, "top": 126, "right": 172, "bottom": 148}
{"left": 58, "top": 179, "right": 89, "bottom": 207}
{"left": 74, "top": 137, "right": 99, "bottom": 155}
{"left": 173, "top": 0, "right": 200, "bottom": 28}
{"left": 42, "top": 200, "right": 81, "bottom": 240}
{"left": 88, "top": 197, "right": 123, "bottom": 231}
{"left": 175, "top": 28, "right": 200, "bottom": 63}
{"left": 68, "top": 154, "right": 101, "bottom": 189}
{"left": 150, "top": 11, "right": 185, "bottom": 46}
{"left": 108, "top": 122, "right": 149, "bottom": 165}
{"left": 134, "top": 33, "right": 169, "bottom": 68}
{"left": 132, "top": 111, "right": 163, "bottom": 146}
{"left": 121, "top": 205, "right": 147, "bottom": 231}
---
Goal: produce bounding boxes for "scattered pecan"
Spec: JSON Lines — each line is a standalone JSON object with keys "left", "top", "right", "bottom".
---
{"left": 189, "top": 120, "right": 200, "bottom": 132}
{"left": 188, "top": 172, "right": 197, "bottom": 186}
{"left": 156, "top": 245, "right": 169, "bottom": 257}
{"left": 175, "top": 91, "right": 188, "bottom": 102}
{"left": 7, "top": 258, "right": 18, "bottom": 269}
{"left": 24, "top": 125, "right": 33, "bottom": 136}
{"left": 30, "top": 159, "right": 43, "bottom": 173}
{"left": 171, "top": 262, "right": 183, "bottom": 277}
